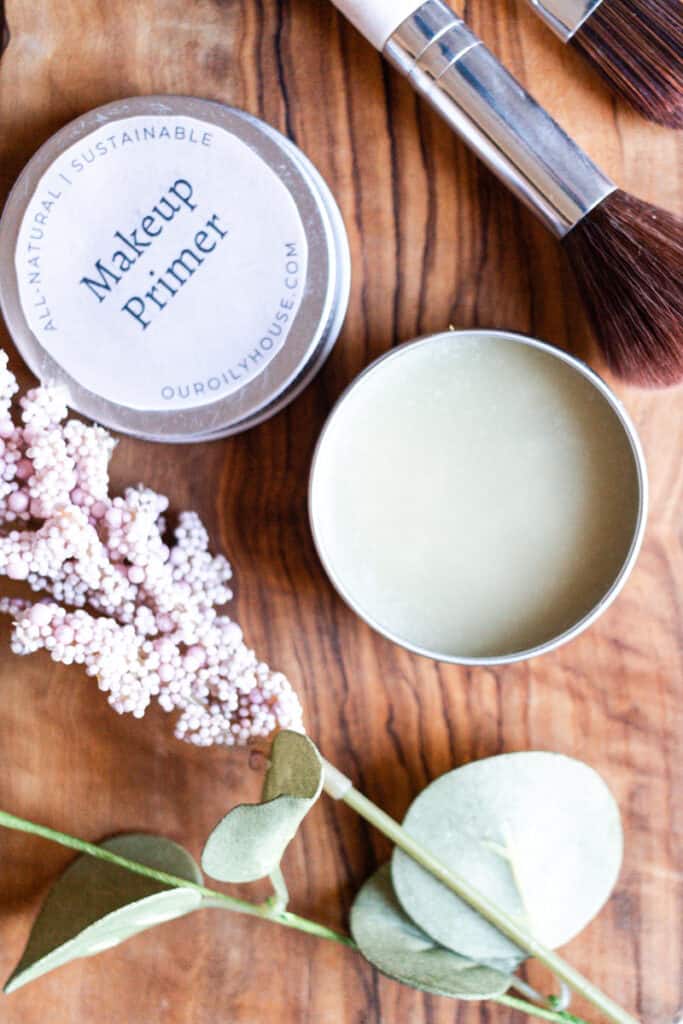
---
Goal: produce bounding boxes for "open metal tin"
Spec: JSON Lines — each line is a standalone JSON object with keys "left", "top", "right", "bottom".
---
{"left": 309, "top": 329, "right": 648, "bottom": 666}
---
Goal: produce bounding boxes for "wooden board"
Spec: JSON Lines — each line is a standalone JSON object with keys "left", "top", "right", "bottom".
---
{"left": 0, "top": 1, "right": 681, "bottom": 1021}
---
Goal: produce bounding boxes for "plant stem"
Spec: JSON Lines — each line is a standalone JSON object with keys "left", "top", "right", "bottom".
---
{"left": 268, "top": 865, "right": 290, "bottom": 912}
{"left": 322, "top": 762, "right": 639, "bottom": 1024}
{"left": 508, "top": 976, "right": 559, "bottom": 1008}
{"left": 497, "top": 994, "right": 589, "bottom": 1023}
{"left": 0, "top": 808, "right": 591, "bottom": 1024}
{"left": 0, "top": 810, "right": 354, "bottom": 949}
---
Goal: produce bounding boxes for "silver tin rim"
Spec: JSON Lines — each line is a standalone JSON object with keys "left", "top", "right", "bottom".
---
{"left": 0, "top": 96, "right": 351, "bottom": 443}
{"left": 309, "top": 329, "right": 649, "bottom": 666}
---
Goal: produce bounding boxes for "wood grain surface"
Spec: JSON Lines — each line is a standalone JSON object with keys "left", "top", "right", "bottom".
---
{"left": 0, "top": 2, "right": 681, "bottom": 1022}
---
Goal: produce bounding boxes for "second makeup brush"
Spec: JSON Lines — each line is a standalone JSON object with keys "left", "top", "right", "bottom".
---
{"left": 528, "top": 0, "right": 683, "bottom": 128}
{"left": 331, "top": 0, "right": 683, "bottom": 387}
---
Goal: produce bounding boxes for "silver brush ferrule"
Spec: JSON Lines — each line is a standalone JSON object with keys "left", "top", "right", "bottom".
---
{"left": 384, "top": 0, "right": 615, "bottom": 237}
{"left": 526, "top": 0, "right": 604, "bottom": 41}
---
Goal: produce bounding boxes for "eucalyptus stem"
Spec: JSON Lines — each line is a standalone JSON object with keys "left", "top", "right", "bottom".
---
{"left": 508, "top": 976, "right": 567, "bottom": 1011}
{"left": 0, "top": 810, "right": 354, "bottom": 949}
{"left": 0, "top": 808, "right": 590, "bottom": 1024}
{"left": 268, "top": 865, "right": 290, "bottom": 912}
{"left": 497, "top": 994, "right": 589, "bottom": 1023}
{"left": 322, "top": 762, "right": 639, "bottom": 1024}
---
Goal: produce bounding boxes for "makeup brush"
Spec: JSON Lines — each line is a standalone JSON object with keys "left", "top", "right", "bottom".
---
{"left": 527, "top": 0, "right": 683, "bottom": 129}
{"left": 330, "top": 0, "right": 683, "bottom": 387}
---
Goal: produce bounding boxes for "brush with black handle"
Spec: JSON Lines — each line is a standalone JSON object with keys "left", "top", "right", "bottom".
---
{"left": 331, "top": 0, "right": 683, "bottom": 387}
{"left": 528, "top": 0, "right": 683, "bottom": 129}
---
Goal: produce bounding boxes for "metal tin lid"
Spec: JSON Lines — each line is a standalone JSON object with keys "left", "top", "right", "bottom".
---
{"left": 0, "top": 96, "right": 350, "bottom": 441}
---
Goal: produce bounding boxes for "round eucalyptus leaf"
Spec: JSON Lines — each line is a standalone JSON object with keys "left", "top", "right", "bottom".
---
{"left": 202, "top": 730, "right": 322, "bottom": 884}
{"left": 392, "top": 752, "right": 623, "bottom": 961}
{"left": 351, "top": 865, "right": 511, "bottom": 1000}
{"left": 5, "top": 834, "right": 203, "bottom": 993}
{"left": 261, "top": 731, "right": 322, "bottom": 803}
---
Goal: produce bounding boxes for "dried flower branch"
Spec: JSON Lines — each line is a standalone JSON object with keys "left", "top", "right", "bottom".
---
{"left": 0, "top": 352, "right": 303, "bottom": 746}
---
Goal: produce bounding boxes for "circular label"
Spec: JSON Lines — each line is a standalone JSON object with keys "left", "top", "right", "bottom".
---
{"left": 14, "top": 115, "right": 309, "bottom": 411}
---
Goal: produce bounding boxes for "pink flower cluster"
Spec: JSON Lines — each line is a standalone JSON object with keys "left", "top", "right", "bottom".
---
{"left": 0, "top": 352, "right": 304, "bottom": 746}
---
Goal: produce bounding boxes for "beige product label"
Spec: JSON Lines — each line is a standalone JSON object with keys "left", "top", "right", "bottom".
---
{"left": 15, "top": 115, "right": 309, "bottom": 411}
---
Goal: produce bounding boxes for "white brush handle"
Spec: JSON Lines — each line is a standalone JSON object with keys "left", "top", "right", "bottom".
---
{"left": 330, "top": 0, "right": 614, "bottom": 237}
{"left": 330, "top": 0, "right": 420, "bottom": 49}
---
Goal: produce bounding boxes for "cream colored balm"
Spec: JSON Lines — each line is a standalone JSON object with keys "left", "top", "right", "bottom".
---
{"left": 309, "top": 331, "right": 644, "bottom": 662}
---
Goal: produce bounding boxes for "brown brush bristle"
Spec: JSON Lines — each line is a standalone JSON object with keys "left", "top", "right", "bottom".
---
{"left": 572, "top": 0, "right": 683, "bottom": 128}
{"left": 562, "top": 190, "right": 683, "bottom": 387}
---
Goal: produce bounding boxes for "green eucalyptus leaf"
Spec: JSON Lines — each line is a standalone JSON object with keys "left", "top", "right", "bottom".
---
{"left": 260, "top": 731, "right": 322, "bottom": 802}
{"left": 5, "top": 834, "right": 203, "bottom": 993}
{"left": 392, "top": 752, "right": 622, "bottom": 961}
{"left": 201, "top": 731, "right": 322, "bottom": 884}
{"left": 351, "top": 864, "right": 511, "bottom": 1000}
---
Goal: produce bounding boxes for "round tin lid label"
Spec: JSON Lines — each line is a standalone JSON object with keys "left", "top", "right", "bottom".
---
{"left": 14, "top": 114, "right": 309, "bottom": 412}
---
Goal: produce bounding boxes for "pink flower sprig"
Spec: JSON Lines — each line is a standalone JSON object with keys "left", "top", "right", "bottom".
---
{"left": 0, "top": 351, "right": 303, "bottom": 746}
